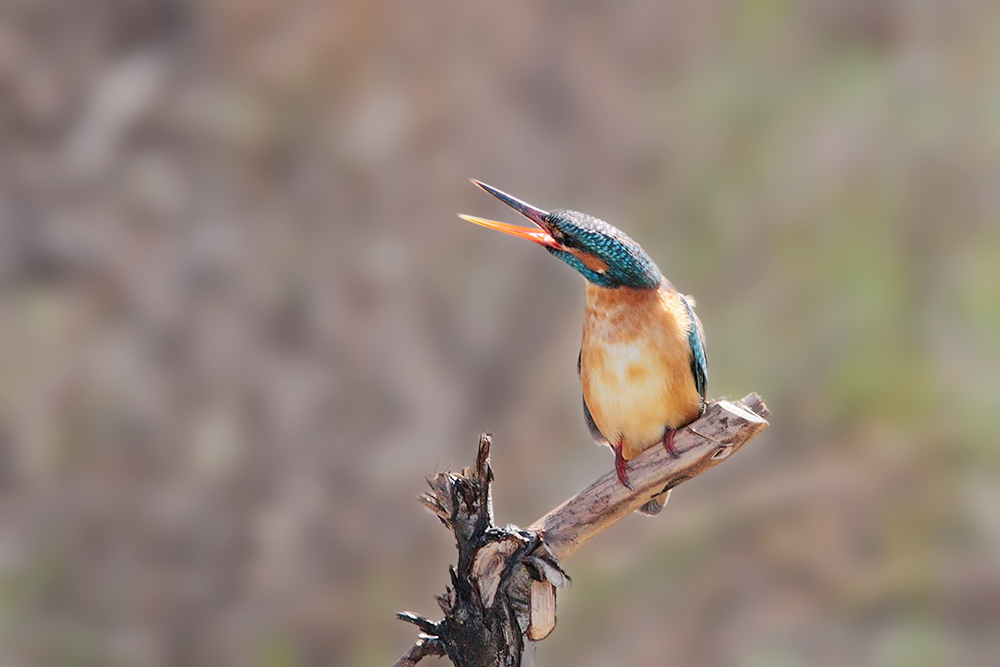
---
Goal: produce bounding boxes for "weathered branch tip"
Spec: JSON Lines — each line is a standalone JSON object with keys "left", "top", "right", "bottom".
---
{"left": 394, "top": 393, "right": 769, "bottom": 666}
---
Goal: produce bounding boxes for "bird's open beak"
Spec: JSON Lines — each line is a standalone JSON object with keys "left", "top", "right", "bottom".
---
{"left": 458, "top": 180, "right": 560, "bottom": 249}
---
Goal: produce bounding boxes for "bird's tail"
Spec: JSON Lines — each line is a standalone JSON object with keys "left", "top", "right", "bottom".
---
{"left": 636, "top": 489, "right": 671, "bottom": 516}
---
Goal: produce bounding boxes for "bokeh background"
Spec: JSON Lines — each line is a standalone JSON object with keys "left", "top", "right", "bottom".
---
{"left": 2, "top": 1, "right": 1000, "bottom": 665}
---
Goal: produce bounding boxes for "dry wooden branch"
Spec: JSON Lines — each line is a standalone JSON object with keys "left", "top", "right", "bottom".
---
{"left": 530, "top": 393, "right": 769, "bottom": 560}
{"left": 394, "top": 393, "right": 769, "bottom": 667}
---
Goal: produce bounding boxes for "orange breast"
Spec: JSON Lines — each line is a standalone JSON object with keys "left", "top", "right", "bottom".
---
{"left": 580, "top": 283, "right": 702, "bottom": 460}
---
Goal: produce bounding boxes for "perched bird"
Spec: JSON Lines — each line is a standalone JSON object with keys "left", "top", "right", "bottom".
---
{"left": 460, "top": 180, "right": 707, "bottom": 515}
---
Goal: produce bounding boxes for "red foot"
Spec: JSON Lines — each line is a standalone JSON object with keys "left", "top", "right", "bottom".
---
{"left": 614, "top": 441, "right": 633, "bottom": 490}
{"left": 663, "top": 428, "right": 680, "bottom": 459}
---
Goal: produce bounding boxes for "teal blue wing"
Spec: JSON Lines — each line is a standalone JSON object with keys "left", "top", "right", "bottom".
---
{"left": 681, "top": 295, "right": 708, "bottom": 406}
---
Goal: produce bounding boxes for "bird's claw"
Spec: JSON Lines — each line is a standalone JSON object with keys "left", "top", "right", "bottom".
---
{"left": 614, "top": 441, "right": 633, "bottom": 490}
{"left": 663, "top": 428, "right": 680, "bottom": 459}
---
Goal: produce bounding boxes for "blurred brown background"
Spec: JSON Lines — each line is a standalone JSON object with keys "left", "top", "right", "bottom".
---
{"left": 2, "top": 1, "right": 1000, "bottom": 665}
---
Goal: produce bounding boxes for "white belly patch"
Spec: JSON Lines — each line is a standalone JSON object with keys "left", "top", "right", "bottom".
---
{"left": 584, "top": 340, "right": 672, "bottom": 455}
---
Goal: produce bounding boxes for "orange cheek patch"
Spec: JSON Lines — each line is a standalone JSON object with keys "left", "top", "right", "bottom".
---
{"left": 570, "top": 250, "right": 610, "bottom": 274}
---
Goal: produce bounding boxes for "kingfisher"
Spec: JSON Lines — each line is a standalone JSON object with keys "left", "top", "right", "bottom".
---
{"left": 459, "top": 180, "right": 708, "bottom": 515}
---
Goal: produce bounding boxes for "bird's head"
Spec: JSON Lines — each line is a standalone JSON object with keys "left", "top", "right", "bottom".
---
{"left": 459, "top": 180, "right": 662, "bottom": 289}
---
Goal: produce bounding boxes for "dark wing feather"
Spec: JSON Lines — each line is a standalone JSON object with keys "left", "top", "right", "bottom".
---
{"left": 582, "top": 395, "right": 610, "bottom": 446}
{"left": 681, "top": 295, "right": 708, "bottom": 407}
{"left": 579, "top": 350, "right": 610, "bottom": 445}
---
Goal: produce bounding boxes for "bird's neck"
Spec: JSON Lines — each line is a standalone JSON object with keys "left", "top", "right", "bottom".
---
{"left": 583, "top": 282, "right": 669, "bottom": 341}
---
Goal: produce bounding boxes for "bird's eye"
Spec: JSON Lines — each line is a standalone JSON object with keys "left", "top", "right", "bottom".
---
{"left": 557, "top": 233, "right": 575, "bottom": 248}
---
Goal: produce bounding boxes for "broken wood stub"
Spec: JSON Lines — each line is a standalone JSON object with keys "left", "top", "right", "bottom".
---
{"left": 395, "top": 433, "right": 568, "bottom": 667}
